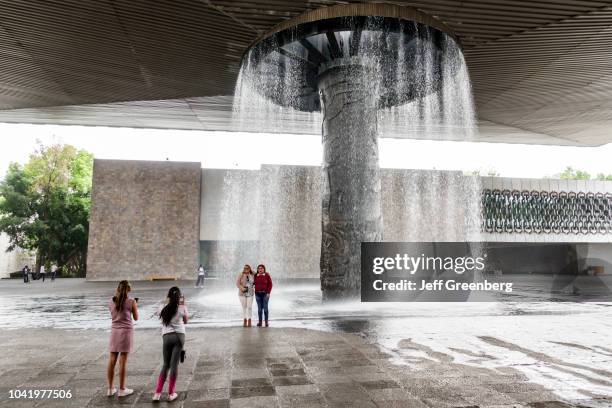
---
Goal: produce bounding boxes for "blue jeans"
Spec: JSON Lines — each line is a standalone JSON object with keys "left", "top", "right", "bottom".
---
{"left": 255, "top": 292, "right": 269, "bottom": 322}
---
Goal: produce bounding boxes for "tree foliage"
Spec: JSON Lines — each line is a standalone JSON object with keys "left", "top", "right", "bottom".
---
{"left": 559, "top": 166, "right": 591, "bottom": 180}
{"left": 464, "top": 169, "right": 500, "bottom": 177}
{"left": 559, "top": 166, "right": 612, "bottom": 181}
{"left": 0, "top": 143, "right": 93, "bottom": 276}
{"left": 596, "top": 173, "right": 612, "bottom": 181}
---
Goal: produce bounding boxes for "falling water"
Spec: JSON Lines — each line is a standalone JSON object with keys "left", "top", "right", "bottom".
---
{"left": 233, "top": 20, "right": 476, "bottom": 141}
{"left": 206, "top": 166, "right": 322, "bottom": 285}
{"left": 226, "top": 16, "right": 481, "bottom": 283}
{"left": 206, "top": 169, "right": 261, "bottom": 283}
{"left": 232, "top": 34, "right": 321, "bottom": 135}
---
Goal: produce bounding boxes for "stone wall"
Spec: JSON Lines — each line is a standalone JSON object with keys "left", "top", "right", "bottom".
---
{"left": 86, "top": 160, "right": 201, "bottom": 281}
{"left": 0, "top": 233, "right": 35, "bottom": 279}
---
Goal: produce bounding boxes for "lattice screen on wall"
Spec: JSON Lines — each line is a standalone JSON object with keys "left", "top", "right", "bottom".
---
{"left": 482, "top": 190, "right": 612, "bottom": 234}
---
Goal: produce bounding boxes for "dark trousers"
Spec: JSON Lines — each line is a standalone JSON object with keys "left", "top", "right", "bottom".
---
{"left": 23, "top": 273, "right": 29, "bottom": 283}
{"left": 156, "top": 332, "right": 184, "bottom": 394}
{"left": 41, "top": 273, "right": 45, "bottom": 282}
{"left": 51, "top": 272, "right": 56, "bottom": 281}
{"left": 195, "top": 275, "right": 205, "bottom": 287}
{"left": 161, "top": 333, "right": 184, "bottom": 380}
{"left": 255, "top": 292, "right": 269, "bottom": 322}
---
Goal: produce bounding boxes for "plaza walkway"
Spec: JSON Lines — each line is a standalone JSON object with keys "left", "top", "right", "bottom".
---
{"left": 0, "top": 326, "right": 609, "bottom": 408}
{"left": 0, "top": 279, "right": 610, "bottom": 407}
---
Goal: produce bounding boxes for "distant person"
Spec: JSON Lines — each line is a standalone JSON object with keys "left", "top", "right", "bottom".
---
{"left": 22, "top": 265, "right": 30, "bottom": 283}
{"left": 51, "top": 264, "right": 58, "bottom": 281}
{"left": 236, "top": 265, "right": 255, "bottom": 327}
{"left": 39, "top": 264, "right": 46, "bottom": 282}
{"left": 107, "top": 280, "right": 139, "bottom": 398}
{"left": 195, "top": 264, "right": 205, "bottom": 288}
{"left": 254, "top": 264, "right": 272, "bottom": 327}
{"left": 153, "top": 286, "right": 188, "bottom": 402}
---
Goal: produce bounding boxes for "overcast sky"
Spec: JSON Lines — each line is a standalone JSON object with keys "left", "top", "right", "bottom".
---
{"left": 1, "top": 122, "right": 612, "bottom": 180}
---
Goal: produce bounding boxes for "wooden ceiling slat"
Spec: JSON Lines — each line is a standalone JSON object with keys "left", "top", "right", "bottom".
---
{"left": 0, "top": 0, "right": 612, "bottom": 146}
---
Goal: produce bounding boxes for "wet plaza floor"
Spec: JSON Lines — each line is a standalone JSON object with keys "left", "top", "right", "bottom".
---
{"left": 0, "top": 278, "right": 610, "bottom": 407}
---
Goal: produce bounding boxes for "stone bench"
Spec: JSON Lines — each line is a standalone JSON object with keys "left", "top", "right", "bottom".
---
{"left": 149, "top": 276, "right": 178, "bottom": 281}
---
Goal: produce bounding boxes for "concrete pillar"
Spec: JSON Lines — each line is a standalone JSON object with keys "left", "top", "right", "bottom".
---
{"left": 318, "top": 60, "right": 383, "bottom": 299}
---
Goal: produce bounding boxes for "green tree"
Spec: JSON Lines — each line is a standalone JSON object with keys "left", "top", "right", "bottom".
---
{"left": 557, "top": 166, "right": 612, "bottom": 180}
{"left": 596, "top": 173, "right": 612, "bottom": 181}
{"left": 464, "top": 168, "right": 500, "bottom": 177}
{"left": 0, "top": 143, "right": 93, "bottom": 276}
{"left": 559, "top": 166, "right": 591, "bottom": 180}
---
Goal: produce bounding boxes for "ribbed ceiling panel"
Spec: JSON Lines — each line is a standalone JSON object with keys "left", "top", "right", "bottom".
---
{"left": 0, "top": 0, "right": 611, "bottom": 145}
{"left": 465, "top": 4, "right": 612, "bottom": 145}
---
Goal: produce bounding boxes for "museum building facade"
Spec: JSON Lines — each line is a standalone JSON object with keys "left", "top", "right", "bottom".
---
{"left": 86, "top": 159, "right": 612, "bottom": 281}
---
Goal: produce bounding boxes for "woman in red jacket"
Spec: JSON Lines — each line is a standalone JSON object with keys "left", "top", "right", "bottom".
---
{"left": 254, "top": 264, "right": 272, "bottom": 327}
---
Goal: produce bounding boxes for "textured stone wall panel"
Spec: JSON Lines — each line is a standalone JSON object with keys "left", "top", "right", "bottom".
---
{"left": 86, "top": 160, "right": 201, "bottom": 281}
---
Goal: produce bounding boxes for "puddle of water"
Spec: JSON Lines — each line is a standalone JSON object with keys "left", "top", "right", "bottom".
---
{"left": 0, "top": 281, "right": 607, "bottom": 331}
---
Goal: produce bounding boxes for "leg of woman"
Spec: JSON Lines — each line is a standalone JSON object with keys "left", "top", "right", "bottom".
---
{"left": 246, "top": 296, "right": 253, "bottom": 321}
{"left": 107, "top": 352, "right": 118, "bottom": 390}
{"left": 255, "top": 292, "right": 263, "bottom": 325}
{"left": 167, "top": 334, "right": 184, "bottom": 395}
{"left": 263, "top": 294, "right": 269, "bottom": 322}
{"left": 156, "top": 335, "right": 172, "bottom": 393}
{"left": 239, "top": 295, "right": 247, "bottom": 320}
{"left": 118, "top": 352, "right": 129, "bottom": 390}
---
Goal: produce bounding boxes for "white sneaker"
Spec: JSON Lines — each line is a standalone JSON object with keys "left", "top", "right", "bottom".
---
{"left": 107, "top": 388, "right": 117, "bottom": 397}
{"left": 167, "top": 392, "right": 178, "bottom": 402}
{"left": 117, "top": 388, "right": 133, "bottom": 397}
{"left": 152, "top": 392, "right": 161, "bottom": 401}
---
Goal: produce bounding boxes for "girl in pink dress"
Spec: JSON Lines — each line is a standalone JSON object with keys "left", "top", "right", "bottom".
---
{"left": 107, "top": 280, "right": 139, "bottom": 397}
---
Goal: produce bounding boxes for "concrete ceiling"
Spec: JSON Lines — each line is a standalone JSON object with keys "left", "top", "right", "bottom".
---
{"left": 0, "top": 0, "right": 611, "bottom": 146}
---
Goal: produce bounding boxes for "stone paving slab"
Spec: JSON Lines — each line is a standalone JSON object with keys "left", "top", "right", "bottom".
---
{"left": 0, "top": 327, "right": 608, "bottom": 408}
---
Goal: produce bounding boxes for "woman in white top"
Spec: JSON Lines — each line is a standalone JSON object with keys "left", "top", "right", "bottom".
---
{"left": 236, "top": 264, "right": 255, "bottom": 327}
{"left": 152, "top": 286, "right": 188, "bottom": 402}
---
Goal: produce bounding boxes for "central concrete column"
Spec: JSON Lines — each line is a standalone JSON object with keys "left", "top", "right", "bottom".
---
{"left": 318, "top": 61, "right": 383, "bottom": 300}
